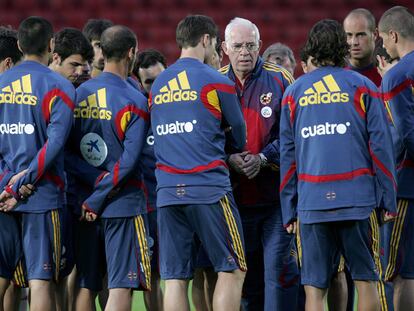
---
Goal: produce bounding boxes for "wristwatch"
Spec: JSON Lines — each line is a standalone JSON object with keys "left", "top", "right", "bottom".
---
{"left": 258, "top": 153, "right": 267, "bottom": 167}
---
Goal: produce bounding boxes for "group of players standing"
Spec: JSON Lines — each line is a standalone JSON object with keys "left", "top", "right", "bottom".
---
{"left": 0, "top": 4, "right": 413, "bottom": 311}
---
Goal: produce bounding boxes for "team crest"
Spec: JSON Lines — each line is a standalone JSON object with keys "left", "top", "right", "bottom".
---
{"left": 260, "top": 92, "right": 272, "bottom": 105}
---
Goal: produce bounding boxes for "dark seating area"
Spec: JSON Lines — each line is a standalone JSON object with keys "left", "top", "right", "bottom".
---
{"left": 1, "top": 0, "right": 412, "bottom": 69}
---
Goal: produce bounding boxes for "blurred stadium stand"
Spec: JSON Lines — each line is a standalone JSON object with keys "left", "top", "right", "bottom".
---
{"left": 1, "top": 0, "right": 413, "bottom": 76}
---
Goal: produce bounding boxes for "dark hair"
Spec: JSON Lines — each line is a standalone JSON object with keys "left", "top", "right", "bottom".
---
{"left": 374, "top": 38, "right": 399, "bottom": 65}
{"left": 345, "top": 8, "right": 376, "bottom": 33}
{"left": 302, "top": 19, "right": 349, "bottom": 68}
{"left": 18, "top": 16, "right": 53, "bottom": 56}
{"left": 133, "top": 48, "right": 167, "bottom": 82}
{"left": 216, "top": 36, "right": 222, "bottom": 56}
{"left": 299, "top": 48, "right": 309, "bottom": 63}
{"left": 136, "top": 49, "right": 167, "bottom": 70}
{"left": 54, "top": 28, "right": 94, "bottom": 63}
{"left": 379, "top": 6, "right": 414, "bottom": 40}
{"left": 101, "top": 25, "right": 136, "bottom": 61}
{"left": 0, "top": 26, "right": 22, "bottom": 64}
{"left": 176, "top": 15, "right": 218, "bottom": 49}
{"left": 82, "top": 19, "right": 113, "bottom": 42}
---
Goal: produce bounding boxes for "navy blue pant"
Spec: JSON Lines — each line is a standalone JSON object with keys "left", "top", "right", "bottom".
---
{"left": 240, "top": 206, "right": 299, "bottom": 311}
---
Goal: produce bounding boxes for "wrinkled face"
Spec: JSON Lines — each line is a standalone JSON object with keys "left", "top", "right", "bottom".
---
{"left": 267, "top": 54, "right": 295, "bottom": 75}
{"left": 56, "top": 54, "right": 85, "bottom": 83}
{"left": 379, "top": 31, "right": 398, "bottom": 60}
{"left": 344, "top": 15, "right": 376, "bottom": 63}
{"left": 138, "top": 62, "right": 165, "bottom": 94}
{"left": 223, "top": 25, "right": 261, "bottom": 77}
{"left": 91, "top": 39, "right": 104, "bottom": 71}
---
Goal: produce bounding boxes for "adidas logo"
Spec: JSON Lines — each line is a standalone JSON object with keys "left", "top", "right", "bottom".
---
{"left": 74, "top": 88, "right": 112, "bottom": 120}
{"left": 299, "top": 74, "right": 349, "bottom": 107}
{"left": 0, "top": 74, "right": 38, "bottom": 106}
{"left": 153, "top": 71, "right": 197, "bottom": 105}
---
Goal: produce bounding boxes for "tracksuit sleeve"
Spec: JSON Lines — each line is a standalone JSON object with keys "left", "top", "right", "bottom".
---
{"left": 365, "top": 91, "right": 397, "bottom": 214}
{"left": 279, "top": 94, "right": 298, "bottom": 226}
{"left": 82, "top": 105, "right": 149, "bottom": 215}
{"left": 219, "top": 87, "right": 246, "bottom": 152}
{"left": 10, "top": 87, "right": 75, "bottom": 198}
{"left": 261, "top": 71, "right": 294, "bottom": 166}
{"left": 261, "top": 138, "right": 280, "bottom": 166}
{"left": 383, "top": 76, "right": 414, "bottom": 159}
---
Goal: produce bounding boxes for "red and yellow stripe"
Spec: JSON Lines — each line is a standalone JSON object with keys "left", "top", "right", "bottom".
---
{"left": 134, "top": 216, "right": 151, "bottom": 290}
{"left": 51, "top": 209, "right": 61, "bottom": 282}
{"left": 369, "top": 212, "right": 388, "bottom": 311}
{"left": 219, "top": 195, "right": 247, "bottom": 271}
{"left": 385, "top": 199, "right": 409, "bottom": 281}
{"left": 13, "top": 260, "right": 27, "bottom": 288}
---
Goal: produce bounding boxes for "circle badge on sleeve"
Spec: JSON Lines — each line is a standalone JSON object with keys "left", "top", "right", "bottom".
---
{"left": 80, "top": 133, "right": 108, "bottom": 167}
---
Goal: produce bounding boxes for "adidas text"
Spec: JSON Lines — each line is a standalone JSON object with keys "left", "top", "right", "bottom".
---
{"left": 299, "top": 92, "right": 349, "bottom": 106}
{"left": 0, "top": 92, "right": 37, "bottom": 105}
{"left": 74, "top": 107, "right": 112, "bottom": 120}
{"left": 153, "top": 90, "right": 197, "bottom": 105}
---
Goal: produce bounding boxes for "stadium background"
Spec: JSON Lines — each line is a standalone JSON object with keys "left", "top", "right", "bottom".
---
{"left": 2, "top": 0, "right": 413, "bottom": 77}
{"left": 1, "top": 0, "right": 413, "bottom": 310}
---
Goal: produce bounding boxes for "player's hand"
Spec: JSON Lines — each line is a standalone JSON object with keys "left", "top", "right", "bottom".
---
{"left": 19, "top": 184, "right": 35, "bottom": 199}
{"left": 376, "top": 55, "right": 397, "bottom": 78}
{"left": 242, "top": 153, "right": 261, "bottom": 179}
{"left": 383, "top": 211, "right": 397, "bottom": 223}
{"left": 0, "top": 191, "right": 18, "bottom": 212}
{"left": 228, "top": 151, "right": 249, "bottom": 174}
{"left": 7, "top": 169, "right": 28, "bottom": 186}
{"left": 80, "top": 205, "right": 98, "bottom": 222}
{"left": 286, "top": 221, "right": 297, "bottom": 234}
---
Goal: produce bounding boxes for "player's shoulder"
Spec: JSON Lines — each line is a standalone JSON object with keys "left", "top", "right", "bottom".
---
{"left": 218, "top": 64, "right": 230, "bottom": 75}
{"left": 203, "top": 65, "right": 234, "bottom": 85}
{"left": 262, "top": 61, "right": 295, "bottom": 85}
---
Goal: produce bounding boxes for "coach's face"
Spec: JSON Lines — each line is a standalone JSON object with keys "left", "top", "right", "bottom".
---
{"left": 223, "top": 24, "right": 261, "bottom": 78}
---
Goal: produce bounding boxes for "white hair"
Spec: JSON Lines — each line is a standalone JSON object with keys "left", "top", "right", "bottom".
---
{"left": 224, "top": 17, "right": 260, "bottom": 47}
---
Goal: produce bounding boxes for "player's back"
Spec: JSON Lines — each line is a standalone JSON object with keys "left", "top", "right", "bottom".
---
{"left": 150, "top": 57, "right": 243, "bottom": 207}
{"left": 283, "top": 66, "right": 391, "bottom": 211}
{"left": 74, "top": 72, "right": 149, "bottom": 217}
{"left": 0, "top": 60, "right": 74, "bottom": 211}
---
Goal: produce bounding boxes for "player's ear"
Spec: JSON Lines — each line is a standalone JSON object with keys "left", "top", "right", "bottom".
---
{"left": 202, "top": 34, "right": 210, "bottom": 48}
{"left": 390, "top": 30, "right": 398, "bottom": 44}
{"left": 127, "top": 46, "right": 135, "bottom": 60}
{"left": 51, "top": 53, "right": 61, "bottom": 66}
{"left": 4, "top": 57, "right": 13, "bottom": 70}
{"left": 48, "top": 38, "right": 55, "bottom": 54}
{"left": 17, "top": 40, "right": 23, "bottom": 54}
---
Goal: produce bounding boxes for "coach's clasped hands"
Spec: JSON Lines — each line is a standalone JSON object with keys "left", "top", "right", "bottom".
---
{"left": 228, "top": 151, "right": 262, "bottom": 179}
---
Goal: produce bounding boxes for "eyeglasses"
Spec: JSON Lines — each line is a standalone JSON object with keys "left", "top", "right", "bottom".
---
{"left": 230, "top": 42, "right": 259, "bottom": 52}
